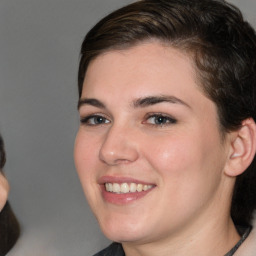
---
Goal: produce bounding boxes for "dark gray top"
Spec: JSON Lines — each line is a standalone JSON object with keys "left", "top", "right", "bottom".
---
{"left": 224, "top": 226, "right": 251, "bottom": 256}
{"left": 93, "top": 243, "right": 124, "bottom": 256}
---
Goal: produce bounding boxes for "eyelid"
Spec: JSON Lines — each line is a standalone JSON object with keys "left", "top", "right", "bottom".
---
{"left": 80, "top": 113, "right": 111, "bottom": 126}
{"left": 143, "top": 113, "right": 177, "bottom": 126}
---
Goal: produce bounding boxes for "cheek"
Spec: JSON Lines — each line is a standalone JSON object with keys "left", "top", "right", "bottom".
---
{"left": 74, "top": 131, "right": 99, "bottom": 190}
{"left": 74, "top": 131, "right": 105, "bottom": 216}
{"left": 144, "top": 135, "right": 196, "bottom": 176}
{"left": 143, "top": 131, "right": 223, "bottom": 194}
{"left": 74, "top": 130, "right": 99, "bottom": 168}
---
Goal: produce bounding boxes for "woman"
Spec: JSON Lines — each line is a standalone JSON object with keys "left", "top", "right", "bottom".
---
{"left": 0, "top": 135, "right": 20, "bottom": 255}
{"left": 74, "top": 0, "right": 256, "bottom": 255}
{"left": 0, "top": 139, "right": 9, "bottom": 212}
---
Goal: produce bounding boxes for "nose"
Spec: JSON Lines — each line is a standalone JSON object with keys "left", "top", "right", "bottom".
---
{"left": 99, "top": 124, "right": 139, "bottom": 165}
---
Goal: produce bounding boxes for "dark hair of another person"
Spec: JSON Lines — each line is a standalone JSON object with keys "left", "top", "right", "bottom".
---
{"left": 0, "top": 136, "right": 20, "bottom": 255}
{"left": 78, "top": 0, "right": 256, "bottom": 226}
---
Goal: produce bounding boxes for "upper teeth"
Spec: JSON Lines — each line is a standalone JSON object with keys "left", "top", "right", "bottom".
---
{"left": 105, "top": 183, "right": 153, "bottom": 194}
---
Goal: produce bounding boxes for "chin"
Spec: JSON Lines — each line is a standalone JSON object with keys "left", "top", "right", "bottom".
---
{"left": 102, "top": 228, "right": 148, "bottom": 244}
{"left": 98, "top": 214, "right": 150, "bottom": 243}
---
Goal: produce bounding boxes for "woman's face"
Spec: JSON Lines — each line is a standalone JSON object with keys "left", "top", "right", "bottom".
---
{"left": 0, "top": 172, "right": 9, "bottom": 211}
{"left": 74, "top": 42, "right": 232, "bottom": 244}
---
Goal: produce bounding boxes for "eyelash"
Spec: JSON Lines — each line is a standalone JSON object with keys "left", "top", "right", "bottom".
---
{"left": 144, "top": 113, "right": 177, "bottom": 126}
{"left": 80, "top": 113, "right": 177, "bottom": 127}
{"left": 80, "top": 114, "right": 110, "bottom": 126}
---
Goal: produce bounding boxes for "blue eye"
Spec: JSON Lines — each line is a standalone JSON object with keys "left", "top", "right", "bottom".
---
{"left": 146, "top": 115, "right": 176, "bottom": 126}
{"left": 80, "top": 115, "right": 110, "bottom": 126}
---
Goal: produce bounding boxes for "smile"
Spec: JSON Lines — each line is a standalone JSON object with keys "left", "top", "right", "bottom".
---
{"left": 105, "top": 182, "right": 154, "bottom": 194}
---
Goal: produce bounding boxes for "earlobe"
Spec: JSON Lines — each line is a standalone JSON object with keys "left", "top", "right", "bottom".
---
{"left": 225, "top": 118, "right": 256, "bottom": 177}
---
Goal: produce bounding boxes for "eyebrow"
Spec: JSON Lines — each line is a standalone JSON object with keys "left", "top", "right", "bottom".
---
{"left": 133, "top": 95, "right": 191, "bottom": 108}
{"left": 77, "top": 98, "right": 106, "bottom": 109}
{"left": 78, "top": 95, "right": 190, "bottom": 110}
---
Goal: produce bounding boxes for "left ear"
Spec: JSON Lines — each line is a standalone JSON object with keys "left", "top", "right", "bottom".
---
{"left": 225, "top": 118, "right": 256, "bottom": 177}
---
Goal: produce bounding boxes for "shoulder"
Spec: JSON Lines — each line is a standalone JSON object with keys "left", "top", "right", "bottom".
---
{"left": 93, "top": 243, "right": 124, "bottom": 256}
{"left": 235, "top": 215, "right": 256, "bottom": 256}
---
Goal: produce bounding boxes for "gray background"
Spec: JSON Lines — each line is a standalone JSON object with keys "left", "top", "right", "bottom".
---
{"left": 0, "top": 1, "right": 255, "bottom": 255}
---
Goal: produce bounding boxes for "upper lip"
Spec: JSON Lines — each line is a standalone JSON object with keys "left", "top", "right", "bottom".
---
{"left": 98, "top": 175, "right": 155, "bottom": 185}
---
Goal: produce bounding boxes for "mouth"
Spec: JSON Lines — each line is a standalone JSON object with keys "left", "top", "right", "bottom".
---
{"left": 105, "top": 182, "right": 154, "bottom": 194}
{"left": 99, "top": 177, "right": 156, "bottom": 205}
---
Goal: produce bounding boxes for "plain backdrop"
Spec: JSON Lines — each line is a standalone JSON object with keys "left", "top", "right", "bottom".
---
{"left": 0, "top": 1, "right": 255, "bottom": 255}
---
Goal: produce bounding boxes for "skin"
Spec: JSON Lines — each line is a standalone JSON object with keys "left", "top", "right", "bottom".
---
{"left": 74, "top": 42, "right": 241, "bottom": 256}
{"left": 0, "top": 172, "right": 9, "bottom": 211}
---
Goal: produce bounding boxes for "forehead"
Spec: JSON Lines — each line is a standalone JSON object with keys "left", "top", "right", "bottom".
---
{"left": 82, "top": 42, "right": 198, "bottom": 95}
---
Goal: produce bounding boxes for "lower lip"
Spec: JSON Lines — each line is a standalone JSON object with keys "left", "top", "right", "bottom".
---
{"left": 101, "top": 185, "right": 154, "bottom": 205}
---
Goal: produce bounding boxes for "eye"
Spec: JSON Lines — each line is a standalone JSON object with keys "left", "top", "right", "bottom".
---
{"left": 145, "top": 114, "right": 177, "bottom": 126}
{"left": 80, "top": 115, "right": 110, "bottom": 126}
